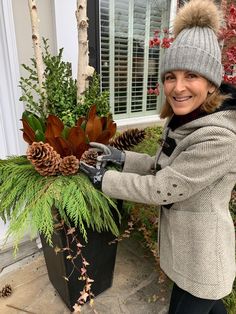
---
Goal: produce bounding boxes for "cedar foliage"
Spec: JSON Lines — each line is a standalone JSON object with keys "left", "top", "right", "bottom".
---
{"left": 0, "top": 156, "right": 120, "bottom": 253}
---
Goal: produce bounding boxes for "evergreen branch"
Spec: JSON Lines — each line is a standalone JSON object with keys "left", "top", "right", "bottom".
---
{"left": 0, "top": 158, "right": 120, "bottom": 250}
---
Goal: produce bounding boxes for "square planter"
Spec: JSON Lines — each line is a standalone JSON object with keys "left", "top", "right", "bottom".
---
{"left": 40, "top": 203, "right": 122, "bottom": 311}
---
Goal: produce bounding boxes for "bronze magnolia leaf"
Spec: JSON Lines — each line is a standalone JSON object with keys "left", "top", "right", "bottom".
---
{"left": 67, "top": 126, "right": 89, "bottom": 158}
{"left": 21, "top": 119, "right": 35, "bottom": 144}
{"left": 95, "top": 130, "right": 112, "bottom": 144}
{"left": 85, "top": 116, "right": 103, "bottom": 142}
{"left": 46, "top": 137, "right": 72, "bottom": 157}
{"left": 45, "top": 115, "right": 64, "bottom": 139}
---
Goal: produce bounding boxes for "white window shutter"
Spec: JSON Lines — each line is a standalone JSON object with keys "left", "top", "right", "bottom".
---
{"left": 100, "top": 0, "right": 170, "bottom": 119}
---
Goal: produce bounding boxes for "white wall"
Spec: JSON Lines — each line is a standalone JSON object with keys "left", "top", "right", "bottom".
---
{"left": 53, "top": 0, "right": 77, "bottom": 77}
{"left": 12, "top": 0, "right": 56, "bottom": 75}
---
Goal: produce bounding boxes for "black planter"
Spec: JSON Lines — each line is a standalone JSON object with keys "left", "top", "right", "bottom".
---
{"left": 40, "top": 203, "right": 121, "bottom": 311}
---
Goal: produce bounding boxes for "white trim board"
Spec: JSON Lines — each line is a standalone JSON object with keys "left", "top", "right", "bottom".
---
{"left": 0, "top": 0, "right": 27, "bottom": 248}
{"left": 0, "top": 0, "right": 26, "bottom": 158}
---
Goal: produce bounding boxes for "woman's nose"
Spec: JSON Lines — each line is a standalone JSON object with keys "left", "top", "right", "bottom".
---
{"left": 173, "top": 79, "right": 186, "bottom": 93}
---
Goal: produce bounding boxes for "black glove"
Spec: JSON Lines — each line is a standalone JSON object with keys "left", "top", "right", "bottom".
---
{"left": 90, "top": 142, "right": 125, "bottom": 167}
{"left": 80, "top": 162, "right": 107, "bottom": 190}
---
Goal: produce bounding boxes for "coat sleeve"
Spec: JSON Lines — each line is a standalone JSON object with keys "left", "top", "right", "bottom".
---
{"left": 123, "top": 151, "right": 156, "bottom": 175}
{"left": 102, "top": 128, "right": 236, "bottom": 205}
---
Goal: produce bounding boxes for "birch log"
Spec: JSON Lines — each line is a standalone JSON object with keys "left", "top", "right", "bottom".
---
{"left": 28, "top": 0, "right": 47, "bottom": 116}
{"left": 76, "top": 0, "right": 95, "bottom": 99}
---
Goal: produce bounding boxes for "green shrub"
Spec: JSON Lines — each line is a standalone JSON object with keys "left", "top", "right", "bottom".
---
{"left": 19, "top": 38, "right": 111, "bottom": 127}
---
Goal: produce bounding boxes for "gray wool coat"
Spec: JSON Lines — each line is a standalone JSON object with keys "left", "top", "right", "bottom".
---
{"left": 102, "top": 94, "right": 236, "bottom": 299}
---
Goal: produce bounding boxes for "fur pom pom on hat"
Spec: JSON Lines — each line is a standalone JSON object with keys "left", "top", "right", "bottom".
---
{"left": 160, "top": 0, "right": 223, "bottom": 87}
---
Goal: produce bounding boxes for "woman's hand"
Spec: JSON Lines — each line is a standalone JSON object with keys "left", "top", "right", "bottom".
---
{"left": 80, "top": 162, "right": 107, "bottom": 190}
{"left": 90, "top": 142, "right": 125, "bottom": 167}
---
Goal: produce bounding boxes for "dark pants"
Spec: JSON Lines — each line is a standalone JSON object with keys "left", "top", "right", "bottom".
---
{"left": 168, "top": 283, "right": 227, "bottom": 314}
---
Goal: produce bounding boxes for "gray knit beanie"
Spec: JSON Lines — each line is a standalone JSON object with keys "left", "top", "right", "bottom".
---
{"left": 161, "top": 0, "right": 223, "bottom": 87}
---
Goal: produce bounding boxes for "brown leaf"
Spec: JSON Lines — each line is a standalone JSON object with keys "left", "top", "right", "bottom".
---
{"left": 67, "top": 127, "right": 89, "bottom": 159}
{"left": 100, "top": 116, "right": 107, "bottom": 129}
{"left": 95, "top": 130, "right": 112, "bottom": 144}
{"left": 85, "top": 116, "right": 103, "bottom": 142}
{"left": 45, "top": 115, "right": 64, "bottom": 138}
{"left": 21, "top": 119, "right": 35, "bottom": 144}
{"left": 107, "top": 119, "right": 117, "bottom": 138}
{"left": 76, "top": 117, "right": 86, "bottom": 127}
{"left": 46, "top": 137, "right": 72, "bottom": 157}
{"left": 87, "top": 104, "right": 96, "bottom": 120}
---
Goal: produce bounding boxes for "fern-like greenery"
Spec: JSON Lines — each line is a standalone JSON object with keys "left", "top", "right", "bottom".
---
{"left": 0, "top": 156, "right": 120, "bottom": 253}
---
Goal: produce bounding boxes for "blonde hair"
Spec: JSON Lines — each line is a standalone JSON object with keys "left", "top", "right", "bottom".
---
{"left": 160, "top": 89, "right": 230, "bottom": 119}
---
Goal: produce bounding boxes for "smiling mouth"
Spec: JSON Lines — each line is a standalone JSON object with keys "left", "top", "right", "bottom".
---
{"left": 173, "top": 96, "right": 192, "bottom": 102}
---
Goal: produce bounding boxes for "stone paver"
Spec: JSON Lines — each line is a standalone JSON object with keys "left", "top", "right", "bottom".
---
{"left": 0, "top": 238, "right": 171, "bottom": 314}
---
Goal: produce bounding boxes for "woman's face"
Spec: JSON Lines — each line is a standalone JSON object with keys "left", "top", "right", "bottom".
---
{"left": 163, "top": 70, "right": 215, "bottom": 115}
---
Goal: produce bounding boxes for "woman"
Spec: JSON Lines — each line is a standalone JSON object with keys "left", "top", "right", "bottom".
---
{"left": 80, "top": 0, "right": 236, "bottom": 313}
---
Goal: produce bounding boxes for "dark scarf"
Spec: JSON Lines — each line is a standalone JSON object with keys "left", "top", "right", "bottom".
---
{"left": 168, "top": 106, "right": 207, "bottom": 131}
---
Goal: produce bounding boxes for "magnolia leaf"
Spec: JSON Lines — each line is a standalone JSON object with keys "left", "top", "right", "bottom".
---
{"left": 95, "top": 130, "right": 112, "bottom": 144}
{"left": 46, "top": 137, "right": 72, "bottom": 157}
{"left": 76, "top": 117, "right": 86, "bottom": 128}
{"left": 27, "top": 113, "right": 45, "bottom": 133}
{"left": 87, "top": 104, "right": 96, "bottom": 120}
{"left": 35, "top": 129, "right": 45, "bottom": 142}
{"left": 45, "top": 115, "right": 64, "bottom": 138}
{"left": 61, "top": 126, "right": 70, "bottom": 139}
{"left": 21, "top": 119, "right": 35, "bottom": 144}
{"left": 67, "top": 127, "right": 89, "bottom": 159}
{"left": 100, "top": 116, "right": 107, "bottom": 129}
{"left": 107, "top": 119, "right": 117, "bottom": 138}
{"left": 85, "top": 116, "right": 103, "bottom": 142}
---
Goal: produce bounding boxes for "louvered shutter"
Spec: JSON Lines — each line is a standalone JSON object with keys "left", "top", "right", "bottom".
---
{"left": 100, "top": 0, "right": 170, "bottom": 119}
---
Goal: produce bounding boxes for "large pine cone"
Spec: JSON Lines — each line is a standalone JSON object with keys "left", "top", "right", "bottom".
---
{"left": 110, "top": 128, "right": 146, "bottom": 151}
{"left": 27, "top": 142, "right": 61, "bottom": 176}
{"left": 0, "top": 284, "right": 12, "bottom": 298}
{"left": 80, "top": 150, "right": 99, "bottom": 167}
{"left": 59, "top": 155, "right": 79, "bottom": 176}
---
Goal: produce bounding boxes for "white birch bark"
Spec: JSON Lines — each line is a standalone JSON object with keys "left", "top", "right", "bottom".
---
{"left": 28, "top": 0, "right": 47, "bottom": 115}
{"left": 76, "top": 0, "right": 95, "bottom": 99}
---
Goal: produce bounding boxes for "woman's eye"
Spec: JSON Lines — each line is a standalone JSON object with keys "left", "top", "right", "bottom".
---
{"left": 187, "top": 73, "right": 197, "bottom": 79}
{"left": 165, "top": 75, "right": 174, "bottom": 81}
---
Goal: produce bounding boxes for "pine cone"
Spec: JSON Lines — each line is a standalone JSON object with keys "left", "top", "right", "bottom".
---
{"left": 80, "top": 150, "right": 98, "bottom": 167}
{"left": 110, "top": 128, "right": 146, "bottom": 151}
{"left": 0, "top": 284, "right": 12, "bottom": 298}
{"left": 27, "top": 142, "right": 61, "bottom": 176}
{"left": 59, "top": 155, "right": 79, "bottom": 176}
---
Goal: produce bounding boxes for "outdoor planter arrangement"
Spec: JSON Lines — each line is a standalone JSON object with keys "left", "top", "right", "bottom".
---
{"left": 0, "top": 1, "right": 146, "bottom": 311}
